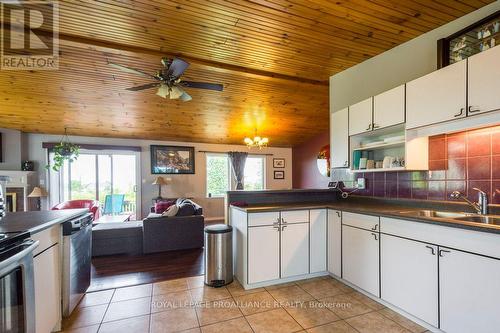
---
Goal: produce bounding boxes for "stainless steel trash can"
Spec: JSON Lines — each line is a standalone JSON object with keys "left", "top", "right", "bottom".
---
{"left": 204, "top": 224, "right": 233, "bottom": 287}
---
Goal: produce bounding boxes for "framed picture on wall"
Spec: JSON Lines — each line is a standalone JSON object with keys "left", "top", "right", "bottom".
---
{"left": 274, "top": 170, "right": 285, "bottom": 179}
{"left": 273, "top": 158, "right": 285, "bottom": 168}
{"left": 151, "top": 145, "right": 195, "bottom": 174}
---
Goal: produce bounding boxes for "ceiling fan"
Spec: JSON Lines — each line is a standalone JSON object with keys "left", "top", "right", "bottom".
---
{"left": 109, "top": 57, "right": 223, "bottom": 101}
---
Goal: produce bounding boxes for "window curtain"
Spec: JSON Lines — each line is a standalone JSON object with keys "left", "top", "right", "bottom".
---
{"left": 228, "top": 151, "right": 248, "bottom": 190}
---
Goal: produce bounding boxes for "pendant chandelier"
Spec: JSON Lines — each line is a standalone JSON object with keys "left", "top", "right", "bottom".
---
{"left": 244, "top": 133, "right": 269, "bottom": 149}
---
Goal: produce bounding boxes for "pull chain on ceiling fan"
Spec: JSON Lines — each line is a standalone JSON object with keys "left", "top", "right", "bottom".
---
{"left": 109, "top": 57, "right": 223, "bottom": 101}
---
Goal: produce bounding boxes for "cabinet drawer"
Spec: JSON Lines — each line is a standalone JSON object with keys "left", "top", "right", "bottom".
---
{"left": 281, "top": 210, "right": 309, "bottom": 223}
{"left": 31, "top": 225, "right": 60, "bottom": 256}
{"left": 342, "top": 212, "right": 379, "bottom": 231}
{"left": 248, "top": 212, "right": 280, "bottom": 227}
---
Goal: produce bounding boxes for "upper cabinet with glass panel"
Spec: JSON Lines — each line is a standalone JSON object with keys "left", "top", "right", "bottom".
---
{"left": 438, "top": 11, "right": 500, "bottom": 67}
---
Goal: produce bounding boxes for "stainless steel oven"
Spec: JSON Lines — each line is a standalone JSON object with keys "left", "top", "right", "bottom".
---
{"left": 0, "top": 232, "right": 38, "bottom": 333}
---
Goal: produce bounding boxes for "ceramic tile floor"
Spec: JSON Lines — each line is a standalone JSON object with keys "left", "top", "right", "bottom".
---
{"left": 61, "top": 275, "right": 432, "bottom": 333}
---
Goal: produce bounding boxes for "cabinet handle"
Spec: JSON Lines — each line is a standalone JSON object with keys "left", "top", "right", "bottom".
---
{"left": 281, "top": 218, "right": 287, "bottom": 224}
{"left": 373, "top": 123, "right": 380, "bottom": 129}
{"left": 425, "top": 245, "right": 436, "bottom": 255}
{"left": 439, "top": 249, "right": 451, "bottom": 257}
{"left": 371, "top": 232, "right": 378, "bottom": 241}
{"left": 468, "top": 106, "right": 480, "bottom": 113}
{"left": 344, "top": 161, "right": 349, "bottom": 167}
{"left": 336, "top": 211, "right": 341, "bottom": 218}
{"left": 281, "top": 225, "right": 287, "bottom": 231}
{"left": 454, "top": 108, "right": 464, "bottom": 117}
{"left": 366, "top": 123, "right": 372, "bottom": 131}
{"left": 371, "top": 224, "right": 378, "bottom": 231}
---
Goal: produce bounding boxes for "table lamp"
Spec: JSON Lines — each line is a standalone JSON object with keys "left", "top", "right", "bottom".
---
{"left": 28, "top": 186, "right": 48, "bottom": 210}
{"left": 152, "top": 176, "right": 169, "bottom": 200}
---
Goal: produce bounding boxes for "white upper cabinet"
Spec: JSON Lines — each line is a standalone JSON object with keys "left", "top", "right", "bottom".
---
{"left": 468, "top": 45, "right": 500, "bottom": 116}
{"left": 406, "top": 60, "right": 467, "bottom": 129}
{"left": 349, "top": 97, "right": 373, "bottom": 135}
{"left": 331, "top": 108, "right": 349, "bottom": 168}
{"left": 373, "top": 85, "right": 405, "bottom": 130}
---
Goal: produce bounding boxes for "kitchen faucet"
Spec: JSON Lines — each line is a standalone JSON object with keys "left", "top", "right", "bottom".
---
{"left": 450, "top": 188, "right": 488, "bottom": 215}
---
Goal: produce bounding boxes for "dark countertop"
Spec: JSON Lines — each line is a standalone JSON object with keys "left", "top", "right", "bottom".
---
{"left": 230, "top": 200, "right": 500, "bottom": 235}
{"left": 0, "top": 209, "right": 88, "bottom": 234}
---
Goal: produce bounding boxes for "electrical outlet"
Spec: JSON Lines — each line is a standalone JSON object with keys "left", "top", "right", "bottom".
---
{"left": 356, "top": 178, "right": 366, "bottom": 190}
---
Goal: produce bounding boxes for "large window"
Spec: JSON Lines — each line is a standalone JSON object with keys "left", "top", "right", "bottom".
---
{"left": 206, "top": 154, "right": 230, "bottom": 198}
{"left": 206, "top": 154, "right": 265, "bottom": 197}
{"left": 50, "top": 150, "right": 140, "bottom": 218}
{"left": 243, "top": 156, "right": 264, "bottom": 190}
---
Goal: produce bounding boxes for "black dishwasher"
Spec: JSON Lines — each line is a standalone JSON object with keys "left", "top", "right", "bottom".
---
{"left": 62, "top": 213, "right": 93, "bottom": 317}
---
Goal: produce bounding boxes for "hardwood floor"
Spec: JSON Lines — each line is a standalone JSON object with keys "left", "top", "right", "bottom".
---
{"left": 89, "top": 248, "right": 204, "bottom": 292}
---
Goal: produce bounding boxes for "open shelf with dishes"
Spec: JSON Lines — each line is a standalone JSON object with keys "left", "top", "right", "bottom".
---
{"left": 349, "top": 124, "right": 428, "bottom": 173}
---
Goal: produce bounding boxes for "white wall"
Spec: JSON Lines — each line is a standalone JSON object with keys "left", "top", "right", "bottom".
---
{"left": 0, "top": 128, "right": 25, "bottom": 170}
{"left": 26, "top": 133, "right": 292, "bottom": 219}
{"left": 330, "top": 2, "right": 500, "bottom": 113}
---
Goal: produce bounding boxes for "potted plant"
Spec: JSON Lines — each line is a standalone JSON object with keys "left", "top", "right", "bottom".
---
{"left": 46, "top": 129, "right": 80, "bottom": 172}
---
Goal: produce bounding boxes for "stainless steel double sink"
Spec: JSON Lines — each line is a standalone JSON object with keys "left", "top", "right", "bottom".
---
{"left": 396, "top": 209, "right": 500, "bottom": 225}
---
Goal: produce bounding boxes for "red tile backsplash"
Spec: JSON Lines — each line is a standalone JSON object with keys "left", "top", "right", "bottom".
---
{"left": 355, "top": 126, "right": 499, "bottom": 205}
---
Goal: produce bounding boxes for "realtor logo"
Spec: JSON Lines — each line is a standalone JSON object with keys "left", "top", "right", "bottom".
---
{"left": 1, "top": 0, "right": 59, "bottom": 70}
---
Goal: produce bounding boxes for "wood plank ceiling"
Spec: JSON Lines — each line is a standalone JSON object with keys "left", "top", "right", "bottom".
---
{"left": 0, "top": 0, "right": 492, "bottom": 146}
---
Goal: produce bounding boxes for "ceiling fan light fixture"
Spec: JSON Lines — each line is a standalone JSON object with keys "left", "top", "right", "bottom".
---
{"left": 169, "top": 86, "right": 183, "bottom": 99}
{"left": 156, "top": 84, "right": 169, "bottom": 98}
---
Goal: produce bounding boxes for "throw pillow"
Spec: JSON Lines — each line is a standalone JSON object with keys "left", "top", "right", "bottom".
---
{"left": 155, "top": 200, "right": 175, "bottom": 214}
{"left": 162, "top": 204, "right": 179, "bottom": 217}
{"left": 176, "top": 202, "right": 196, "bottom": 216}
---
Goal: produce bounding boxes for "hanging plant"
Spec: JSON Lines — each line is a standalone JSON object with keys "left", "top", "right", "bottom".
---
{"left": 46, "top": 129, "right": 80, "bottom": 172}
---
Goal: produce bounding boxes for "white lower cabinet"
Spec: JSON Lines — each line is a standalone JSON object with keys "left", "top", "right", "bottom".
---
{"left": 310, "top": 209, "right": 327, "bottom": 273}
{"left": 34, "top": 244, "right": 61, "bottom": 333}
{"left": 281, "top": 222, "right": 309, "bottom": 278}
{"left": 248, "top": 226, "right": 280, "bottom": 284}
{"left": 439, "top": 247, "right": 500, "bottom": 333}
{"left": 380, "top": 234, "right": 438, "bottom": 327}
{"left": 327, "top": 209, "right": 342, "bottom": 277}
{"left": 342, "top": 225, "right": 379, "bottom": 296}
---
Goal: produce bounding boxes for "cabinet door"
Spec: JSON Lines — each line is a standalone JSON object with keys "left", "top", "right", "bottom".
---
{"left": 439, "top": 247, "right": 500, "bottom": 333}
{"left": 281, "top": 222, "right": 309, "bottom": 278}
{"left": 248, "top": 226, "right": 280, "bottom": 284}
{"left": 373, "top": 85, "right": 405, "bottom": 130}
{"left": 331, "top": 108, "right": 349, "bottom": 168}
{"left": 381, "top": 235, "right": 438, "bottom": 327}
{"left": 342, "top": 225, "right": 379, "bottom": 296}
{"left": 406, "top": 60, "right": 466, "bottom": 129}
{"left": 34, "top": 244, "right": 61, "bottom": 333}
{"left": 349, "top": 97, "right": 373, "bottom": 135}
{"left": 327, "top": 210, "right": 342, "bottom": 277}
{"left": 468, "top": 45, "right": 500, "bottom": 116}
{"left": 310, "top": 209, "right": 327, "bottom": 273}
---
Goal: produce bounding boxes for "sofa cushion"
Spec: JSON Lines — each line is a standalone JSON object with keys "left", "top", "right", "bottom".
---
{"left": 162, "top": 204, "right": 179, "bottom": 217}
{"left": 175, "top": 198, "right": 202, "bottom": 215}
{"left": 155, "top": 200, "right": 175, "bottom": 213}
{"left": 176, "top": 201, "right": 196, "bottom": 216}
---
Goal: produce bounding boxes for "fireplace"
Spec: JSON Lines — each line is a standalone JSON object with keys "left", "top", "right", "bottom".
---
{"left": 6, "top": 188, "right": 24, "bottom": 212}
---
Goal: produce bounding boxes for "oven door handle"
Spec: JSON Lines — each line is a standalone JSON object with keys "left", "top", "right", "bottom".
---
{"left": 0, "top": 240, "right": 39, "bottom": 271}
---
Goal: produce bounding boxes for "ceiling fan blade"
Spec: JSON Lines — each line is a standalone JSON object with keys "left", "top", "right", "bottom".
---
{"left": 125, "top": 82, "right": 160, "bottom": 91}
{"left": 167, "top": 58, "right": 190, "bottom": 78}
{"left": 182, "top": 81, "right": 223, "bottom": 91}
{"left": 109, "top": 62, "right": 155, "bottom": 79}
